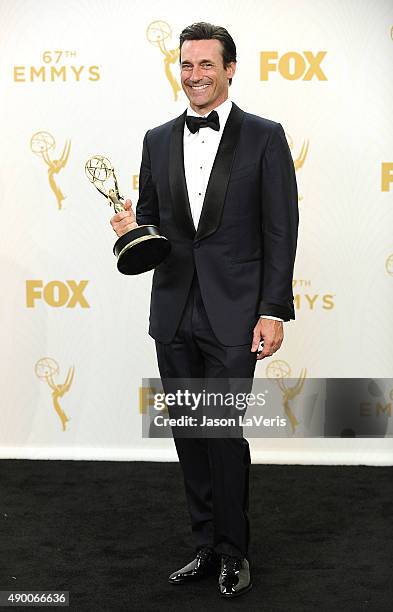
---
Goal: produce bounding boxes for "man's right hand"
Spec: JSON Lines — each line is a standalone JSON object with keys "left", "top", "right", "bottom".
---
{"left": 110, "top": 199, "right": 139, "bottom": 237}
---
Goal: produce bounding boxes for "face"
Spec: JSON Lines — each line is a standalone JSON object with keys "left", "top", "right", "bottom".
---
{"left": 180, "top": 39, "right": 236, "bottom": 115}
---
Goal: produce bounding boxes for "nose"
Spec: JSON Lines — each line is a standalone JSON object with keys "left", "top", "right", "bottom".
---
{"left": 190, "top": 65, "right": 203, "bottom": 82}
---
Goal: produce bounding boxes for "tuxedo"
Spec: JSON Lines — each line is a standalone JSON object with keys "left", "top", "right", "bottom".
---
{"left": 135, "top": 101, "right": 299, "bottom": 559}
{"left": 136, "top": 102, "right": 299, "bottom": 346}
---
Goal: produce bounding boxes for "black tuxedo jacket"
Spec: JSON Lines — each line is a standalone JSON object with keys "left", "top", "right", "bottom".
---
{"left": 135, "top": 102, "right": 299, "bottom": 346}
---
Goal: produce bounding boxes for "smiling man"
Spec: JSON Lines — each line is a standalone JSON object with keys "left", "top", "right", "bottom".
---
{"left": 181, "top": 37, "right": 233, "bottom": 110}
{"left": 111, "top": 22, "right": 299, "bottom": 600}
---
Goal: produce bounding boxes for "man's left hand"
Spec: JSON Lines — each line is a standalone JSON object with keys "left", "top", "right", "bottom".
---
{"left": 251, "top": 319, "right": 284, "bottom": 360}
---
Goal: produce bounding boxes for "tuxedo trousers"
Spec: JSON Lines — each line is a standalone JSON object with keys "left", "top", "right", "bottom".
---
{"left": 154, "top": 270, "right": 257, "bottom": 558}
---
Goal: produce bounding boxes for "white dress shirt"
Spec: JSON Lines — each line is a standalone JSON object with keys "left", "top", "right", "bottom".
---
{"left": 183, "top": 98, "right": 283, "bottom": 323}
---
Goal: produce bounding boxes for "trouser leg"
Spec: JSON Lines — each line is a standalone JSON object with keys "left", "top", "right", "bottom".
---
{"left": 154, "top": 274, "right": 213, "bottom": 550}
{"left": 191, "top": 287, "right": 257, "bottom": 558}
{"left": 155, "top": 271, "right": 257, "bottom": 558}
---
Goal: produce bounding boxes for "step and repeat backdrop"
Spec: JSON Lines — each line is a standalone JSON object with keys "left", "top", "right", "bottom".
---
{"left": 0, "top": 0, "right": 392, "bottom": 461}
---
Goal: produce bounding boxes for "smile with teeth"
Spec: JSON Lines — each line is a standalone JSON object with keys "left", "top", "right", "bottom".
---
{"left": 189, "top": 84, "right": 210, "bottom": 90}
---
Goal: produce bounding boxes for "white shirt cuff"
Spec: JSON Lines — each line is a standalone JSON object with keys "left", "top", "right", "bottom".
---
{"left": 259, "top": 315, "right": 284, "bottom": 322}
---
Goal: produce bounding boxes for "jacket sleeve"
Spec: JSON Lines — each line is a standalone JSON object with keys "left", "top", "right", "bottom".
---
{"left": 258, "top": 122, "right": 299, "bottom": 321}
{"left": 135, "top": 130, "right": 160, "bottom": 227}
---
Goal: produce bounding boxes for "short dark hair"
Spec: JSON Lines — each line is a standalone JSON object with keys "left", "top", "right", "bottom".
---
{"left": 179, "top": 22, "right": 237, "bottom": 85}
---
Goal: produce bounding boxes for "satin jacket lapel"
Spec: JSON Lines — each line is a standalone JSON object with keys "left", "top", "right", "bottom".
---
{"left": 168, "top": 111, "right": 196, "bottom": 240}
{"left": 195, "top": 103, "right": 245, "bottom": 242}
{"left": 168, "top": 103, "right": 245, "bottom": 242}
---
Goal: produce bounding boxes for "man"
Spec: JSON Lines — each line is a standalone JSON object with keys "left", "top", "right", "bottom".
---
{"left": 111, "top": 22, "right": 298, "bottom": 599}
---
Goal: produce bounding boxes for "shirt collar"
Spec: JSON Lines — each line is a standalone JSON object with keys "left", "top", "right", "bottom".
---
{"left": 185, "top": 98, "right": 232, "bottom": 134}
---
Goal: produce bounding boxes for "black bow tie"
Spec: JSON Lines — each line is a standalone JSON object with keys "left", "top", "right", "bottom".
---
{"left": 186, "top": 110, "right": 220, "bottom": 134}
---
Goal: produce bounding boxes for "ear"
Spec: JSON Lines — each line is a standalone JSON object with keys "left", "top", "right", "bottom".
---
{"left": 226, "top": 61, "right": 236, "bottom": 81}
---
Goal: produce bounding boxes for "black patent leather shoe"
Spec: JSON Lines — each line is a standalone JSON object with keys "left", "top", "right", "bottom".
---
{"left": 219, "top": 555, "right": 252, "bottom": 598}
{"left": 168, "top": 547, "right": 220, "bottom": 584}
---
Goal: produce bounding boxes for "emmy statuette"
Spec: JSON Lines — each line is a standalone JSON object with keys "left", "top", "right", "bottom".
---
{"left": 85, "top": 156, "right": 170, "bottom": 275}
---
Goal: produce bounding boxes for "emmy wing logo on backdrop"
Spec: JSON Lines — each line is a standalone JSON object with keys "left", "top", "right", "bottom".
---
{"left": 286, "top": 132, "right": 309, "bottom": 201}
{"left": 385, "top": 254, "right": 393, "bottom": 276}
{"left": 146, "top": 20, "right": 181, "bottom": 101}
{"left": 266, "top": 360, "right": 307, "bottom": 435}
{"left": 30, "top": 131, "right": 71, "bottom": 210}
{"left": 35, "top": 358, "right": 74, "bottom": 431}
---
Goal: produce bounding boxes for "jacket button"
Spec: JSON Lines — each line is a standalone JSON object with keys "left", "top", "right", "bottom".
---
{"left": 194, "top": 242, "right": 200, "bottom": 249}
